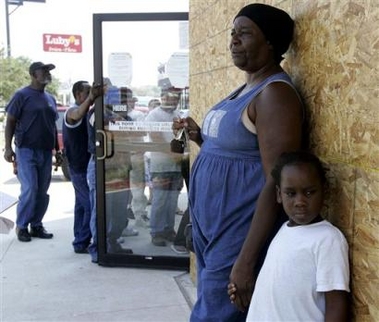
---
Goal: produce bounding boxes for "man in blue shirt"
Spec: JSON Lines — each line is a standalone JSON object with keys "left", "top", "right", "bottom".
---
{"left": 3, "top": 61, "right": 59, "bottom": 242}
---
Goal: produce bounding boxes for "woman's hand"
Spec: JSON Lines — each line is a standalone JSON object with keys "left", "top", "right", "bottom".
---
{"left": 229, "top": 258, "right": 256, "bottom": 312}
{"left": 172, "top": 116, "right": 203, "bottom": 147}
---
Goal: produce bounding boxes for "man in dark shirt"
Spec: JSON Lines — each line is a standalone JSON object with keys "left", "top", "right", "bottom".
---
{"left": 63, "top": 81, "right": 101, "bottom": 253}
{"left": 3, "top": 61, "right": 59, "bottom": 242}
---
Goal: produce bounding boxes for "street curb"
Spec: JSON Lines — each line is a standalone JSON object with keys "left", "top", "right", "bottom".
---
{"left": 174, "top": 272, "right": 197, "bottom": 310}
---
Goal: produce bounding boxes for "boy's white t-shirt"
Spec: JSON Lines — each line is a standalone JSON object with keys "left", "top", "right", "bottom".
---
{"left": 246, "top": 220, "right": 350, "bottom": 322}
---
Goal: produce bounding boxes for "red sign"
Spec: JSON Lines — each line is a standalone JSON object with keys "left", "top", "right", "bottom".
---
{"left": 43, "top": 34, "right": 82, "bottom": 53}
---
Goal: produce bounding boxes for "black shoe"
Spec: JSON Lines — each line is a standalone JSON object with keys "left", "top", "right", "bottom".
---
{"left": 164, "top": 230, "right": 177, "bottom": 242}
{"left": 114, "top": 248, "right": 133, "bottom": 254}
{"left": 16, "top": 227, "right": 31, "bottom": 242}
{"left": 108, "top": 243, "right": 133, "bottom": 254}
{"left": 152, "top": 235, "right": 166, "bottom": 247}
{"left": 74, "top": 248, "right": 88, "bottom": 254}
{"left": 30, "top": 226, "right": 54, "bottom": 239}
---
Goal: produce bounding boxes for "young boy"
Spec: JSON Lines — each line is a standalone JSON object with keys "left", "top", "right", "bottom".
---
{"left": 228, "top": 151, "right": 350, "bottom": 321}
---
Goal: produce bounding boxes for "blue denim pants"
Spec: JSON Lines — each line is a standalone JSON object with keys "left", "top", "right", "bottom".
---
{"left": 87, "top": 157, "right": 97, "bottom": 262}
{"left": 70, "top": 166, "right": 92, "bottom": 250}
{"left": 86, "top": 157, "right": 130, "bottom": 260}
{"left": 15, "top": 147, "right": 52, "bottom": 229}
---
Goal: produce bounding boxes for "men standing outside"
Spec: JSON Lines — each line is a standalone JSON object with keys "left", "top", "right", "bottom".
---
{"left": 3, "top": 61, "right": 59, "bottom": 242}
{"left": 145, "top": 87, "right": 184, "bottom": 246}
{"left": 63, "top": 81, "right": 102, "bottom": 253}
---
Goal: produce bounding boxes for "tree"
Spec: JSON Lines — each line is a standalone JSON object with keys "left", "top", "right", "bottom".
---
{"left": 0, "top": 48, "right": 60, "bottom": 107}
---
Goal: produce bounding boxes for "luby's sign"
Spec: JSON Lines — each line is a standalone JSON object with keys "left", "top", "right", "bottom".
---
{"left": 43, "top": 34, "right": 82, "bottom": 53}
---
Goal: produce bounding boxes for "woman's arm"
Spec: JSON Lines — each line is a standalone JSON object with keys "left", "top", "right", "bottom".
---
{"left": 229, "top": 82, "right": 303, "bottom": 312}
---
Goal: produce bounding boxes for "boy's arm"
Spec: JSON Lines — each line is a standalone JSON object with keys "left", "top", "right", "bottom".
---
{"left": 325, "top": 290, "right": 349, "bottom": 322}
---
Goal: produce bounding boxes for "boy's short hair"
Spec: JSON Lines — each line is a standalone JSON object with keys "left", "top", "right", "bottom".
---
{"left": 271, "top": 151, "right": 327, "bottom": 186}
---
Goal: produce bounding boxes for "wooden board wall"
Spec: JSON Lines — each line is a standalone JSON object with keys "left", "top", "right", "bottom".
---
{"left": 188, "top": 1, "right": 379, "bottom": 320}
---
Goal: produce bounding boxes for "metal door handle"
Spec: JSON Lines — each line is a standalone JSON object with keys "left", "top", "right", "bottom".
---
{"left": 96, "top": 130, "right": 106, "bottom": 160}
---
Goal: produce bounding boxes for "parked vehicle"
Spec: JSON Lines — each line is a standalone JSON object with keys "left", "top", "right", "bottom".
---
{"left": 55, "top": 105, "right": 71, "bottom": 180}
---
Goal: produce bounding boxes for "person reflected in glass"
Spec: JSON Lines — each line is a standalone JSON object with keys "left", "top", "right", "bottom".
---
{"left": 145, "top": 98, "right": 161, "bottom": 205}
{"left": 145, "top": 87, "right": 183, "bottom": 247}
{"left": 148, "top": 98, "right": 161, "bottom": 112}
{"left": 119, "top": 87, "right": 150, "bottom": 230}
{"left": 87, "top": 80, "right": 134, "bottom": 263}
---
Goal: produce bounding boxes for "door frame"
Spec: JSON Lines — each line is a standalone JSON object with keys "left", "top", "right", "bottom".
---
{"left": 92, "top": 12, "right": 189, "bottom": 270}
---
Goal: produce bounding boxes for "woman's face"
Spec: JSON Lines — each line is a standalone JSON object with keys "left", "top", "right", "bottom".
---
{"left": 229, "top": 16, "right": 272, "bottom": 72}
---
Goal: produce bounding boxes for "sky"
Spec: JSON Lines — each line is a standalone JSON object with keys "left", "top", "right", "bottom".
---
{"left": 0, "top": 0, "right": 189, "bottom": 91}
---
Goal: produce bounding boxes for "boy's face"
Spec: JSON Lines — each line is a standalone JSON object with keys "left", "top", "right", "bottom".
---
{"left": 276, "top": 163, "right": 324, "bottom": 227}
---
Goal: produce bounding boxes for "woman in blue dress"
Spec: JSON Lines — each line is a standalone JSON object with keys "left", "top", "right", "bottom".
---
{"left": 173, "top": 4, "right": 305, "bottom": 322}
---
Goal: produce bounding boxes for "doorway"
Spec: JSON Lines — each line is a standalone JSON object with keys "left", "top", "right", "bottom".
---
{"left": 92, "top": 12, "right": 189, "bottom": 270}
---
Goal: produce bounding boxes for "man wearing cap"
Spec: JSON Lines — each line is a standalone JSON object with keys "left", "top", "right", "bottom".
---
{"left": 3, "top": 61, "right": 59, "bottom": 242}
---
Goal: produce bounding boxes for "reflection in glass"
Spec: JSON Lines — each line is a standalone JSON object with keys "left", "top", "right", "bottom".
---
{"left": 101, "top": 20, "right": 190, "bottom": 260}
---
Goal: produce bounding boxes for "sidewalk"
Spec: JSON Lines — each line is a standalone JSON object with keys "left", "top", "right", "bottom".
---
{"left": 0, "top": 140, "right": 196, "bottom": 322}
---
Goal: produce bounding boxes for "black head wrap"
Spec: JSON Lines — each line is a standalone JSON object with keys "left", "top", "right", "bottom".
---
{"left": 234, "top": 3, "right": 294, "bottom": 63}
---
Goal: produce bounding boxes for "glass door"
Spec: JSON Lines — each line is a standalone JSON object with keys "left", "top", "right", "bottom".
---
{"left": 93, "top": 12, "right": 189, "bottom": 270}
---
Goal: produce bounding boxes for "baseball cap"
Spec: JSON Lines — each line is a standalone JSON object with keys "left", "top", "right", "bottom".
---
{"left": 160, "top": 87, "right": 181, "bottom": 97}
{"left": 29, "top": 62, "right": 56, "bottom": 75}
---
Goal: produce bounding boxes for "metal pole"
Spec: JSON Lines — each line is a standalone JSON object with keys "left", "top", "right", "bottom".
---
{"left": 5, "top": 0, "right": 11, "bottom": 57}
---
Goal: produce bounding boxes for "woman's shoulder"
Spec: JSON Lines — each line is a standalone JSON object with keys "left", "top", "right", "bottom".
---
{"left": 262, "top": 72, "right": 296, "bottom": 91}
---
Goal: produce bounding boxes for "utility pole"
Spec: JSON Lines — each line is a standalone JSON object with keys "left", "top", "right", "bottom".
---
{"left": 4, "top": 0, "right": 45, "bottom": 57}
{"left": 5, "top": 0, "right": 11, "bottom": 57}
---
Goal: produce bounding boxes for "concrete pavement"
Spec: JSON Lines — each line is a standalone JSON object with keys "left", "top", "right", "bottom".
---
{"left": 0, "top": 142, "right": 196, "bottom": 322}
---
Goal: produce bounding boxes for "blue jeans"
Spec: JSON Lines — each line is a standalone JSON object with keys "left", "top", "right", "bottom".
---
{"left": 150, "top": 172, "right": 182, "bottom": 236}
{"left": 105, "top": 189, "right": 130, "bottom": 251}
{"left": 87, "top": 157, "right": 97, "bottom": 262}
{"left": 70, "top": 167, "right": 91, "bottom": 250}
{"left": 15, "top": 147, "right": 52, "bottom": 229}
{"left": 87, "top": 156, "right": 130, "bottom": 260}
